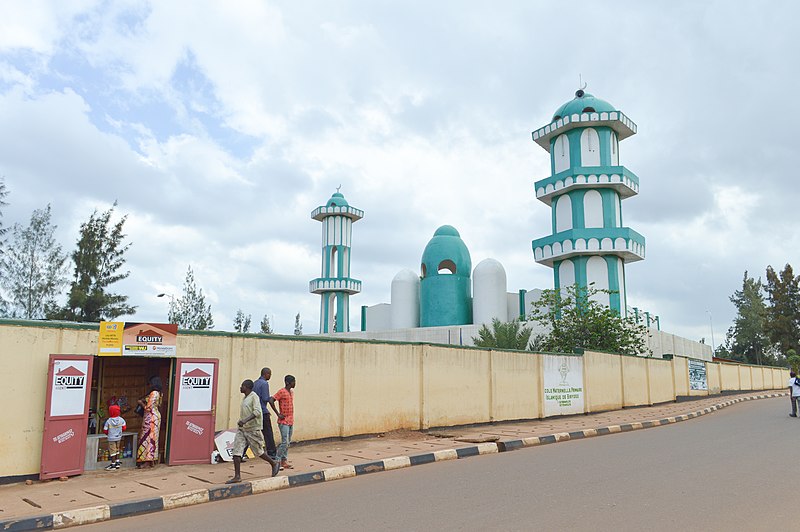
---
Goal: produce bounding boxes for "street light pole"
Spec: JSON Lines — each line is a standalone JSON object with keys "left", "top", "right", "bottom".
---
{"left": 157, "top": 293, "right": 175, "bottom": 321}
{"left": 706, "top": 310, "right": 715, "bottom": 354}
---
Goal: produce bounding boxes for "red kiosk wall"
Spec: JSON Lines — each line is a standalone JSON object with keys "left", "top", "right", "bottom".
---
{"left": 40, "top": 355, "right": 94, "bottom": 480}
{"left": 168, "top": 358, "right": 219, "bottom": 465}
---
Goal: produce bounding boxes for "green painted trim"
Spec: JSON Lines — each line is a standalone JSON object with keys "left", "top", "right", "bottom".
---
{"left": 518, "top": 289, "right": 526, "bottom": 320}
{"left": 605, "top": 255, "right": 622, "bottom": 313}
{"left": 360, "top": 306, "right": 367, "bottom": 332}
{"left": 0, "top": 318, "right": 99, "bottom": 331}
{"left": 570, "top": 190, "right": 585, "bottom": 229}
{"left": 599, "top": 189, "right": 619, "bottom": 228}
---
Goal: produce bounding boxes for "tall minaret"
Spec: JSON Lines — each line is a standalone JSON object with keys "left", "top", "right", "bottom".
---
{"left": 310, "top": 189, "right": 363, "bottom": 333}
{"left": 531, "top": 89, "right": 645, "bottom": 315}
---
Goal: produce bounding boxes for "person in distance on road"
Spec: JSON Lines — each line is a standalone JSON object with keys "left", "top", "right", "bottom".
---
{"left": 788, "top": 371, "right": 800, "bottom": 418}
{"left": 226, "top": 379, "right": 280, "bottom": 484}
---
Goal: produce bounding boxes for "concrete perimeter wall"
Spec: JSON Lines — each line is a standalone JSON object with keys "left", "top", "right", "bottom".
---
{"left": 0, "top": 321, "right": 787, "bottom": 478}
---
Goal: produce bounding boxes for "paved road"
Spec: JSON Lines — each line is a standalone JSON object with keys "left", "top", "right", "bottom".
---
{"left": 83, "top": 397, "right": 794, "bottom": 531}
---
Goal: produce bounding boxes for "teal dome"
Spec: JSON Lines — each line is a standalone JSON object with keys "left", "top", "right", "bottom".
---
{"left": 552, "top": 90, "right": 616, "bottom": 121}
{"left": 326, "top": 192, "right": 349, "bottom": 207}
{"left": 421, "top": 225, "right": 471, "bottom": 278}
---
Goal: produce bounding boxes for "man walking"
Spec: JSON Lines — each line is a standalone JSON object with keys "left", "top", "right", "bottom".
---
{"left": 226, "top": 379, "right": 279, "bottom": 484}
{"left": 789, "top": 371, "right": 800, "bottom": 417}
{"left": 253, "top": 367, "right": 277, "bottom": 459}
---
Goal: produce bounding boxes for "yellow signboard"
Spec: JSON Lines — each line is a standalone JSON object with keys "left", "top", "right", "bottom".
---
{"left": 98, "top": 321, "right": 124, "bottom": 356}
{"left": 98, "top": 321, "right": 178, "bottom": 357}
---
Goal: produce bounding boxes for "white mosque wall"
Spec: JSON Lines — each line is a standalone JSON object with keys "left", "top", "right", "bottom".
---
{"left": 558, "top": 260, "right": 575, "bottom": 289}
{"left": 472, "top": 259, "right": 508, "bottom": 326}
{"left": 365, "top": 303, "right": 392, "bottom": 332}
{"left": 391, "top": 269, "right": 420, "bottom": 329}
{"left": 333, "top": 322, "right": 712, "bottom": 361}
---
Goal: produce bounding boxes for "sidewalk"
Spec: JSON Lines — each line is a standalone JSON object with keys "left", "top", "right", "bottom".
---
{"left": 0, "top": 391, "right": 787, "bottom": 530}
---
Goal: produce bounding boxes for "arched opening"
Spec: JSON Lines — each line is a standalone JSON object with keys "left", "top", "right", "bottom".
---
{"left": 438, "top": 260, "right": 456, "bottom": 274}
{"left": 555, "top": 195, "right": 572, "bottom": 232}
{"left": 583, "top": 190, "right": 603, "bottom": 228}
{"left": 330, "top": 246, "right": 338, "bottom": 278}
{"left": 582, "top": 107, "right": 595, "bottom": 113}
{"left": 580, "top": 128, "right": 600, "bottom": 166}
{"left": 553, "top": 134, "right": 570, "bottom": 173}
{"left": 610, "top": 131, "right": 619, "bottom": 165}
{"left": 420, "top": 263, "right": 427, "bottom": 278}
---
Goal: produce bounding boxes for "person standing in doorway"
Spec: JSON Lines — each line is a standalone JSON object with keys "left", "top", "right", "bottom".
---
{"left": 103, "top": 405, "right": 126, "bottom": 470}
{"left": 789, "top": 371, "right": 800, "bottom": 417}
{"left": 271, "top": 375, "right": 296, "bottom": 470}
{"left": 227, "top": 380, "right": 279, "bottom": 483}
{"left": 136, "top": 376, "right": 162, "bottom": 468}
{"left": 253, "top": 367, "right": 277, "bottom": 459}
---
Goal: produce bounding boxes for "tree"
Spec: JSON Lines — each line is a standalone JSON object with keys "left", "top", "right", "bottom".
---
{"left": 528, "top": 283, "right": 650, "bottom": 356}
{"left": 54, "top": 204, "right": 135, "bottom": 321}
{"left": 472, "top": 318, "right": 533, "bottom": 350}
{"left": 168, "top": 266, "right": 214, "bottom": 330}
{"left": 724, "top": 271, "right": 773, "bottom": 365}
{"left": 294, "top": 313, "right": 303, "bottom": 335}
{"left": 764, "top": 264, "right": 800, "bottom": 357}
{"left": 233, "top": 309, "right": 251, "bottom": 333}
{"left": 259, "top": 315, "right": 273, "bottom": 334}
{"left": 0, "top": 205, "right": 68, "bottom": 319}
{"left": 787, "top": 350, "right": 800, "bottom": 374}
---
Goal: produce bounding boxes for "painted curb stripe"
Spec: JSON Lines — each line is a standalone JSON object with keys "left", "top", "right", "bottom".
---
{"left": 382, "top": 456, "right": 412, "bottom": 469}
{"left": 52, "top": 505, "right": 110, "bottom": 529}
{"left": 162, "top": 489, "right": 209, "bottom": 510}
{"left": 539, "top": 434, "right": 557, "bottom": 444}
{"left": 409, "top": 453, "right": 436, "bottom": 466}
{"left": 568, "top": 431, "right": 586, "bottom": 439}
{"left": 250, "top": 476, "right": 290, "bottom": 494}
{"left": 432, "top": 449, "right": 458, "bottom": 462}
{"left": 0, "top": 514, "right": 53, "bottom": 531}
{"left": 354, "top": 460, "right": 385, "bottom": 475}
{"left": 595, "top": 427, "right": 611, "bottom": 435}
{"left": 288, "top": 471, "right": 325, "bottom": 487}
{"left": 498, "top": 439, "right": 525, "bottom": 452}
{"left": 455, "top": 446, "right": 480, "bottom": 458}
{"left": 109, "top": 497, "right": 164, "bottom": 518}
{"left": 208, "top": 483, "right": 252, "bottom": 501}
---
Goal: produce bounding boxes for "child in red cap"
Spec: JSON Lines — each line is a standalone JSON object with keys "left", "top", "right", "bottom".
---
{"left": 103, "top": 405, "right": 127, "bottom": 470}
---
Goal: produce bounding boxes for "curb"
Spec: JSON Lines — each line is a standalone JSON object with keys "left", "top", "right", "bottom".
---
{"left": 0, "top": 392, "right": 785, "bottom": 531}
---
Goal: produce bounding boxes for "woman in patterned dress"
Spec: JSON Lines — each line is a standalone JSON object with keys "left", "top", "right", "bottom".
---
{"left": 136, "top": 376, "right": 162, "bottom": 468}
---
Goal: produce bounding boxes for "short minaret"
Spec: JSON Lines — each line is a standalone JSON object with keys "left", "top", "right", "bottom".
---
{"left": 531, "top": 89, "right": 645, "bottom": 314}
{"left": 310, "top": 189, "right": 363, "bottom": 333}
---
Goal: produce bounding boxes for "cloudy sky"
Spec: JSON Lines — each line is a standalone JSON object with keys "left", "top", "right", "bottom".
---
{"left": 0, "top": 1, "right": 796, "bottom": 342}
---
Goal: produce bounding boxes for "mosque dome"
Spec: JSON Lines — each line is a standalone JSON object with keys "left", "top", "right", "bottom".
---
{"left": 420, "top": 225, "right": 472, "bottom": 278}
{"left": 326, "top": 192, "right": 349, "bottom": 207}
{"left": 552, "top": 90, "right": 617, "bottom": 121}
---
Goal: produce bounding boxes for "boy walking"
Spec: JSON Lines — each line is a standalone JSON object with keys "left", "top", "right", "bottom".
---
{"left": 103, "top": 405, "right": 126, "bottom": 470}
{"left": 271, "top": 375, "right": 296, "bottom": 470}
{"left": 227, "top": 380, "right": 280, "bottom": 484}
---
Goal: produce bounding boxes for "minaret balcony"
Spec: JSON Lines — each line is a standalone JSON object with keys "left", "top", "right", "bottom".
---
{"left": 534, "top": 166, "right": 639, "bottom": 205}
{"left": 310, "top": 277, "right": 362, "bottom": 294}
{"left": 311, "top": 205, "right": 364, "bottom": 221}
{"left": 532, "top": 228, "right": 645, "bottom": 267}
{"left": 532, "top": 111, "right": 637, "bottom": 151}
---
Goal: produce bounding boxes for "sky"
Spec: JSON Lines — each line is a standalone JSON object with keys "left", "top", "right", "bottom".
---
{"left": 0, "top": 1, "right": 797, "bottom": 343}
